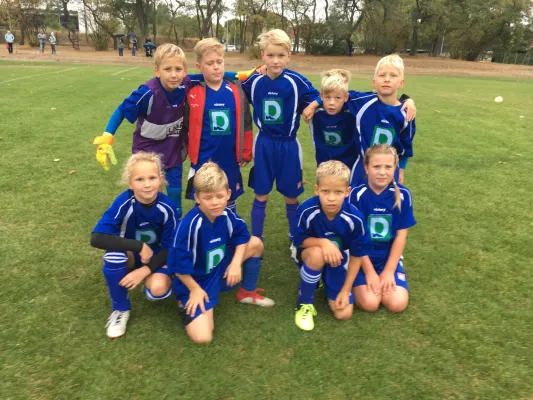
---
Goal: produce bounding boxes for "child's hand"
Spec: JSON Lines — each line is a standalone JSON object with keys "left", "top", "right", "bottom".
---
{"left": 401, "top": 99, "right": 416, "bottom": 122}
{"left": 139, "top": 243, "right": 153, "bottom": 264}
{"left": 398, "top": 168, "right": 405, "bottom": 185}
{"left": 335, "top": 290, "right": 351, "bottom": 309}
{"left": 238, "top": 161, "right": 249, "bottom": 168}
{"left": 223, "top": 262, "right": 242, "bottom": 287}
{"left": 302, "top": 102, "right": 318, "bottom": 122}
{"left": 186, "top": 288, "right": 210, "bottom": 316}
{"left": 258, "top": 65, "right": 267, "bottom": 75}
{"left": 365, "top": 271, "right": 382, "bottom": 297}
{"left": 321, "top": 239, "right": 343, "bottom": 267}
{"left": 119, "top": 266, "right": 151, "bottom": 290}
{"left": 380, "top": 271, "right": 397, "bottom": 294}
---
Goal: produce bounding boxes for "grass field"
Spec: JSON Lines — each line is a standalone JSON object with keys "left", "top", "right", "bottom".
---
{"left": 1, "top": 60, "right": 532, "bottom": 400}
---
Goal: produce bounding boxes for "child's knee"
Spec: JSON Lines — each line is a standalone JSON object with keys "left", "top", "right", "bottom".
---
{"left": 356, "top": 293, "right": 380, "bottom": 313}
{"left": 302, "top": 247, "right": 324, "bottom": 269}
{"left": 383, "top": 291, "right": 408, "bottom": 313}
{"left": 188, "top": 330, "right": 213, "bottom": 344}
{"left": 332, "top": 304, "right": 354, "bottom": 321}
{"left": 186, "top": 314, "right": 214, "bottom": 344}
{"left": 145, "top": 274, "right": 171, "bottom": 297}
{"left": 248, "top": 236, "right": 264, "bottom": 257}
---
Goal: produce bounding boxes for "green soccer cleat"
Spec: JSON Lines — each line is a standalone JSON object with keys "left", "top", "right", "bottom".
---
{"left": 295, "top": 303, "right": 317, "bottom": 331}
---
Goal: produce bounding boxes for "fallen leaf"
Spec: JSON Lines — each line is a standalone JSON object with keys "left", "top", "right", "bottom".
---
{"left": 51, "top": 107, "right": 56, "bottom": 110}
{"left": 497, "top": 161, "right": 507, "bottom": 164}
{"left": 520, "top": 116, "right": 525, "bottom": 119}
{"left": 69, "top": 170, "right": 75, "bottom": 174}
{"left": 53, "top": 158, "right": 60, "bottom": 162}
{"left": 434, "top": 110, "right": 440, "bottom": 113}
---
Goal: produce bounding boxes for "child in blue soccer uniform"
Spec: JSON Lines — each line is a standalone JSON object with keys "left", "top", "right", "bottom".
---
{"left": 241, "top": 29, "right": 321, "bottom": 246}
{"left": 186, "top": 38, "right": 253, "bottom": 215}
{"left": 293, "top": 161, "right": 370, "bottom": 331}
{"left": 168, "top": 162, "right": 274, "bottom": 344}
{"left": 91, "top": 152, "right": 178, "bottom": 338}
{"left": 349, "top": 144, "right": 416, "bottom": 313}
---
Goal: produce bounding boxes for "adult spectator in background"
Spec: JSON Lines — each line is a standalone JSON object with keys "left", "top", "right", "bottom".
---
{"left": 132, "top": 37, "right": 137, "bottom": 56}
{"left": 49, "top": 32, "right": 57, "bottom": 55}
{"left": 5, "top": 30, "right": 14, "bottom": 54}
{"left": 38, "top": 31, "right": 46, "bottom": 54}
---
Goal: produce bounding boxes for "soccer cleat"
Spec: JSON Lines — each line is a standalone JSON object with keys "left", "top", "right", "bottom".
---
{"left": 295, "top": 303, "right": 317, "bottom": 331}
{"left": 236, "top": 287, "right": 275, "bottom": 307}
{"left": 290, "top": 243, "right": 300, "bottom": 267}
{"left": 105, "top": 310, "right": 130, "bottom": 338}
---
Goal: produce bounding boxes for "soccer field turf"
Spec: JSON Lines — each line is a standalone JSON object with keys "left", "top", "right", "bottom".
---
{"left": 1, "top": 61, "right": 532, "bottom": 399}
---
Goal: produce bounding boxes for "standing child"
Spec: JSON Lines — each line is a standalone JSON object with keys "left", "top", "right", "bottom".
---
{"left": 169, "top": 162, "right": 274, "bottom": 344}
{"left": 186, "top": 38, "right": 253, "bottom": 214}
{"left": 144, "top": 38, "right": 156, "bottom": 57}
{"left": 93, "top": 43, "right": 191, "bottom": 218}
{"left": 49, "top": 32, "right": 56, "bottom": 54}
{"left": 132, "top": 37, "right": 137, "bottom": 56}
{"left": 118, "top": 38, "right": 124, "bottom": 56}
{"left": 241, "top": 29, "right": 321, "bottom": 248}
{"left": 293, "top": 161, "right": 370, "bottom": 331}
{"left": 5, "top": 30, "right": 14, "bottom": 54}
{"left": 349, "top": 145, "right": 416, "bottom": 313}
{"left": 90, "top": 152, "right": 178, "bottom": 338}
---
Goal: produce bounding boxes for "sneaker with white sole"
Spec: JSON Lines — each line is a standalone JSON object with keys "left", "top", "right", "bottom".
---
{"left": 295, "top": 303, "right": 317, "bottom": 331}
{"left": 106, "top": 310, "right": 130, "bottom": 338}
{"left": 236, "top": 287, "right": 275, "bottom": 307}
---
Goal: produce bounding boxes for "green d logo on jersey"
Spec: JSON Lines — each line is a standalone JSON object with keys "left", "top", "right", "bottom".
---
{"left": 368, "top": 214, "right": 392, "bottom": 242}
{"left": 330, "top": 237, "right": 342, "bottom": 249}
{"left": 371, "top": 126, "right": 395, "bottom": 145}
{"left": 136, "top": 228, "right": 158, "bottom": 245}
{"left": 263, "top": 99, "right": 283, "bottom": 124}
{"left": 323, "top": 130, "right": 343, "bottom": 147}
{"left": 209, "top": 109, "right": 230, "bottom": 135}
{"left": 206, "top": 244, "right": 226, "bottom": 274}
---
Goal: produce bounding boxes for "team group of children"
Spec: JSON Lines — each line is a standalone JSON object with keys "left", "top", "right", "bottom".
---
{"left": 90, "top": 29, "right": 417, "bottom": 343}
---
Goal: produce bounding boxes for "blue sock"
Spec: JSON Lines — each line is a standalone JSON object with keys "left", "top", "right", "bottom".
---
{"left": 166, "top": 187, "right": 182, "bottom": 218}
{"left": 241, "top": 256, "right": 261, "bottom": 291}
{"left": 251, "top": 199, "right": 267, "bottom": 239}
{"left": 227, "top": 201, "right": 237, "bottom": 215}
{"left": 285, "top": 202, "right": 299, "bottom": 242}
{"left": 144, "top": 286, "right": 172, "bottom": 301}
{"left": 297, "top": 263, "right": 321, "bottom": 305}
{"left": 101, "top": 252, "right": 131, "bottom": 311}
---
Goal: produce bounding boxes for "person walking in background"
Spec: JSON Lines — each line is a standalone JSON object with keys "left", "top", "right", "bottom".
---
{"left": 37, "top": 30, "right": 46, "bottom": 54}
{"left": 5, "top": 30, "right": 14, "bottom": 54}
{"left": 132, "top": 37, "right": 137, "bottom": 56}
{"left": 118, "top": 38, "right": 124, "bottom": 56}
{"left": 49, "top": 32, "right": 56, "bottom": 55}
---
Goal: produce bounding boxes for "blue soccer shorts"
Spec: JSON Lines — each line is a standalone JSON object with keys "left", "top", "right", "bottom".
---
{"left": 353, "top": 257, "right": 408, "bottom": 291}
{"left": 248, "top": 135, "right": 305, "bottom": 198}
{"left": 186, "top": 163, "right": 244, "bottom": 202}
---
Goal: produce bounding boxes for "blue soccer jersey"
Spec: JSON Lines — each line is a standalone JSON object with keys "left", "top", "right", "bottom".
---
{"left": 242, "top": 69, "right": 320, "bottom": 139}
{"left": 345, "top": 91, "right": 416, "bottom": 185}
{"left": 348, "top": 182, "right": 416, "bottom": 270}
{"left": 168, "top": 205, "right": 250, "bottom": 279}
{"left": 294, "top": 196, "right": 370, "bottom": 299}
{"left": 196, "top": 82, "right": 238, "bottom": 168}
{"left": 92, "top": 190, "right": 178, "bottom": 252}
{"left": 309, "top": 106, "right": 357, "bottom": 169}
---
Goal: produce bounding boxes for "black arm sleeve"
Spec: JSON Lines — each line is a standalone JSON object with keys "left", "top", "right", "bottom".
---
{"left": 90, "top": 232, "right": 143, "bottom": 253}
{"left": 399, "top": 94, "right": 410, "bottom": 102}
{"left": 147, "top": 249, "right": 168, "bottom": 273}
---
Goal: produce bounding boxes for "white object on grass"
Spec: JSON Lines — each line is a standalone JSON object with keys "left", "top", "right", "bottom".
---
{"left": 494, "top": 96, "right": 503, "bottom": 103}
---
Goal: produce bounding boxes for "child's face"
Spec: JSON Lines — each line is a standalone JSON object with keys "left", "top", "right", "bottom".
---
{"left": 321, "top": 89, "right": 348, "bottom": 115}
{"left": 154, "top": 55, "right": 187, "bottom": 91}
{"left": 365, "top": 153, "right": 396, "bottom": 192}
{"left": 129, "top": 161, "right": 163, "bottom": 204}
{"left": 194, "top": 188, "right": 231, "bottom": 221}
{"left": 261, "top": 44, "right": 291, "bottom": 77}
{"left": 196, "top": 50, "right": 225, "bottom": 86}
{"left": 373, "top": 66, "right": 404, "bottom": 97}
{"left": 314, "top": 177, "right": 350, "bottom": 219}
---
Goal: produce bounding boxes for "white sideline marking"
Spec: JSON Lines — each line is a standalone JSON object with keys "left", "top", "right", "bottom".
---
{"left": 0, "top": 67, "right": 80, "bottom": 84}
{"left": 111, "top": 66, "right": 139, "bottom": 76}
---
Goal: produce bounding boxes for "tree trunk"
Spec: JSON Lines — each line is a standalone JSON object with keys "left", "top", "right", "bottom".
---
{"left": 409, "top": 26, "right": 418, "bottom": 56}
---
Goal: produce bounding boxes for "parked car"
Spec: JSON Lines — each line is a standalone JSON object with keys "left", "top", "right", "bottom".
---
{"left": 226, "top": 44, "right": 236, "bottom": 52}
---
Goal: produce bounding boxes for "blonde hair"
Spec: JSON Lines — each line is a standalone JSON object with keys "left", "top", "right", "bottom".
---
{"left": 193, "top": 162, "right": 229, "bottom": 193}
{"left": 316, "top": 160, "right": 351, "bottom": 186}
{"left": 154, "top": 43, "right": 187, "bottom": 68}
{"left": 258, "top": 29, "right": 291, "bottom": 52}
{"left": 121, "top": 152, "right": 167, "bottom": 186}
{"left": 374, "top": 54, "right": 404, "bottom": 79}
{"left": 364, "top": 144, "right": 401, "bottom": 210}
{"left": 194, "top": 38, "right": 224, "bottom": 62}
{"left": 321, "top": 69, "right": 351, "bottom": 95}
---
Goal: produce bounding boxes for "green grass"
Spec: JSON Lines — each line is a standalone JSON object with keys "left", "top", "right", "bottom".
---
{"left": 1, "top": 60, "right": 532, "bottom": 399}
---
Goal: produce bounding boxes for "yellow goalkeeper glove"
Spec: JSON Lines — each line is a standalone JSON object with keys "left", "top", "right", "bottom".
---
{"left": 93, "top": 132, "right": 117, "bottom": 171}
{"left": 236, "top": 65, "right": 263, "bottom": 81}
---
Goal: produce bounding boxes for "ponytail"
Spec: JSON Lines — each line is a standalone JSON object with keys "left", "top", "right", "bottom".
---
{"left": 391, "top": 179, "right": 402, "bottom": 211}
